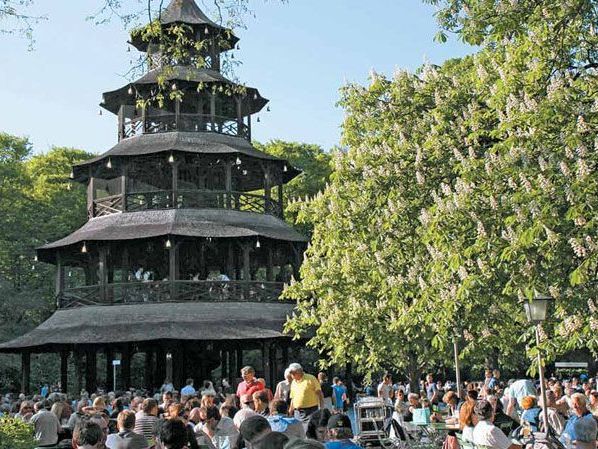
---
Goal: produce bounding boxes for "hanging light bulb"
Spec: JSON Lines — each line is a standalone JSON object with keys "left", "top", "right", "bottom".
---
{"left": 106, "top": 158, "right": 112, "bottom": 169}
{"left": 171, "top": 82, "right": 177, "bottom": 91}
{"left": 231, "top": 53, "right": 235, "bottom": 59}
{"left": 81, "top": 242, "right": 88, "bottom": 253}
{"left": 98, "top": 109, "right": 103, "bottom": 116}
{"left": 168, "top": 153, "right": 175, "bottom": 163}
{"left": 69, "top": 170, "right": 74, "bottom": 179}
{"left": 165, "top": 238, "right": 172, "bottom": 249}
{"left": 242, "top": 169, "right": 247, "bottom": 175}
{"left": 283, "top": 165, "right": 288, "bottom": 172}
{"left": 236, "top": 44, "right": 240, "bottom": 50}
{"left": 127, "top": 46, "right": 131, "bottom": 53}
{"left": 267, "top": 106, "right": 271, "bottom": 112}
{"left": 257, "top": 117, "right": 261, "bottom": 123}
{"left": 128, "top": 86, "right": 133, "bottom": 95}
{"left": 256, "top": 238, "right": 261, "bottom": 248}
{"left": 204, "top": 26, "right": 209, "bottom": 35}
{"left": 68, "top": 271, "right": 72, "bottom": 277}
{"left": 31, "top": 265, "right": 35, "bottom": 271}
{"left": 236, "top": 156, "right": 242, "bottom": 165}
{"left": 34, "top": 255, "right": 38, "bottom": 262}
{"left": 253, "top": 93, "right": 258, "bottom": 100}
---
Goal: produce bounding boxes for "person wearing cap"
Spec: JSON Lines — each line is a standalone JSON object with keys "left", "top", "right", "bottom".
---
{"left": 288, "top": 363, "right": 324, "bottom": 420}
{"left": 473, "top": 399, "right": 521, "bottom": 449}
{"left": 324, "top": 414, "right": 360, "bottom": 448}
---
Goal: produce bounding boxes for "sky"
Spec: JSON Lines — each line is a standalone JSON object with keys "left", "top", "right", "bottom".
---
{"left": 0, "top": 0, "right": 474, "bottom": 155}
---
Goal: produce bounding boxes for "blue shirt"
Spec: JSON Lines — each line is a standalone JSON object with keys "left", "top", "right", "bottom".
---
{"left": 562, "top": 412, "right": 598, "bottom": 443}
{"left": 333, "top": 385, "right": 347, "bottom": 409}
{"left": 521, "top": 407, "right": 541, "bottom": 431}
{"left": 426, "top": 383, "right": 438, "bottom": 401}
{"left": 325, "top": 440, "right": 361, "bottom": 449}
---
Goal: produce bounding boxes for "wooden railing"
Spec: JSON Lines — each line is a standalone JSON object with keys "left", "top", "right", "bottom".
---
{"left": 57, "top": 281, "right": 286, "bottom": 308}
{"left": 91, "top": 189, "right": 283, "bottom": 218}
{"left": 122, "top": 113, "right": 250, "bottom": 140}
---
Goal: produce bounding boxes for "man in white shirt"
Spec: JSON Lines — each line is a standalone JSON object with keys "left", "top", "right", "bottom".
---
{"left": 473, "top": 399, "right": 521, "bottom": 449}
{"left": 378, "top": 374, "right": 394, "bottom": 402}
{"left": 181, "top": 378, "right": 196, "bottom": 396}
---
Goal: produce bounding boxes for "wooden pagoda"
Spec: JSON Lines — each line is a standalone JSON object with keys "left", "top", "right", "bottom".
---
{"left": 0, "top": 0, "right": 307, "bottom": 394}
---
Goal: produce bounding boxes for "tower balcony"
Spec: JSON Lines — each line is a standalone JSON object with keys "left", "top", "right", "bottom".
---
{"left": 121, "top": 113, "right": 251, "bottom": 141}
{"left": 91, "top": 189, "right": 283, "bottom": 219}
{"left": 57, "top": 280, "right": 286, "bottom": 309}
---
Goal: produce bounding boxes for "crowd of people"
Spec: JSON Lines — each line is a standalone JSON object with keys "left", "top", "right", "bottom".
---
{"left": 1, "top": 365, "right": 597, "bottom": 449}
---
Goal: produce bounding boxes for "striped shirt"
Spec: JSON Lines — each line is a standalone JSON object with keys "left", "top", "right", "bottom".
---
{"left": 133, "top": 412, "right": 159, "bottom": 443}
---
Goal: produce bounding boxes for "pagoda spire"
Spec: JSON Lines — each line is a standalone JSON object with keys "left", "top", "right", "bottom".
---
{"left": 160, "top": 0, "right": 221, "bottom": 27}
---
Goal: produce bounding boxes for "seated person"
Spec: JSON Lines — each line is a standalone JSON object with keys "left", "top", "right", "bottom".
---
{"left": 520, "top": 396, "right": 541, "bottom": 431}
{"left": 325, "top": 414, "right": 360, "bottom": 449}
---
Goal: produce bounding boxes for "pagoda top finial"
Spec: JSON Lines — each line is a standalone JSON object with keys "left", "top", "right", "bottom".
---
{"left": 160, "top": 0, "right": 221, "bottom": 28}
{"left": 130, "top": 0, "right": 239, "bottom": 53}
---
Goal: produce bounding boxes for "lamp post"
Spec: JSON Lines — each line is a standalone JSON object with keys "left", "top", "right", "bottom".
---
{"left": 524, "top": 293, "right": 551, "bottom": 434}
{"left": 453, "top": 328, "right": 462, "bottom": 398}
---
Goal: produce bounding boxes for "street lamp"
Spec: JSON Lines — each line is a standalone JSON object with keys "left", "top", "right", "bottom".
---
{"left": 524, "top": 292, "right": 552, "bottom": 434}
{"left": 452, "top": 328, "right": 462, "bottom": 398}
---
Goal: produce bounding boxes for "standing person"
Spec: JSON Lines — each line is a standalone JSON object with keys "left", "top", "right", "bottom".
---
{"left": 288, "top": 363, "right": 324, "bottom": 421}
{"left": 318, "top": 373, "right": 333, "bottom": 411}
{"left": 181, "top": 379, "right": 196, "bottom": 397}
{"left": 505, "top": 378, "right": 536, "bottom": 417}
{"left": 378, "top": 374, "right": 394, "bottom": 403}
{"left": 332, "top": 378, "right": 348, "bottom": 414}
{"left": 485, "top": 369, "right": 499, "bottom": 390}
{"left": 274, "top": 368, "right": 293, "bottom": 404}
{"left": 425, "top": 374, "right": 439, "bottom": 404}
{"left": 30, "top": 400, "right": 60, "bottom": 448}
{"left": 236, "top": 366, "right": 264, "bottom": 398}
{"left": 105, "top": 410, "right": 148, "bottom": 449}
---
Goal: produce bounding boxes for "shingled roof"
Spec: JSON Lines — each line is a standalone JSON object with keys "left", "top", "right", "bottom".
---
{"left": 71, "top": 132, "right": 300, "bottom": 185}
{"left": 37, "top": 208, "right": 307, "bottom": 263}
{"left": 0, "top": 301, "right": 294, "bottom": 352}
{"left": 129, "top": 0, "right": 239, "bottom": 52}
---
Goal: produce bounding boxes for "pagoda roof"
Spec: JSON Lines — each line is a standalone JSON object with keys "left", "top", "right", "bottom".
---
{"left": 101, "top": 66, "right": 267, "bottom": 115}
{"left": 130, "top": 0, "right": 239, "bottom": 52}
{"left": 37, "top": 208, "right": 307, "bottom": 263}
{"left": 72, "top": 132, "right": 301, "bottom": 185}
{"left": 0, "top": 302, "right": 293, "bottom": 352}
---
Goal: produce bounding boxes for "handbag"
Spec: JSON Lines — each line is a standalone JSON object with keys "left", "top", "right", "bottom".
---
{"left": 413, "top": 407, "right": 431, "bottom": 425}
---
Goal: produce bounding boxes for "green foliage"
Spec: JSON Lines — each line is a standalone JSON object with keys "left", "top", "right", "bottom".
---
{"left": 255, "top": 140, "right": 333, "bottom": 233}
{"left": 285, "top": 1, "right": 598, "bottom": 380}
{"left": 0, "top": 135, "right": 91, "bottom": 389}
{"left": 0, "top": 416, "right": 35, "bottom": 449}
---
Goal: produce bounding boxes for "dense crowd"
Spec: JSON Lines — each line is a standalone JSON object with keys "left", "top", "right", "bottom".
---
{"left": 1, "top": 365, "right": 597, "bottom": 449}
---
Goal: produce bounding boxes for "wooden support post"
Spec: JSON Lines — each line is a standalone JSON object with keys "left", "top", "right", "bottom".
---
{"left": 269, "top": 343, "right": 277, "bottom": 387}
{"left": 74, "top": 348, "right": 84, "bottom": 395}
{"left": 105, "top": 348, "right": 114, "bottom": 392}
{"left": 262, "top": 340, "right": 272, "bottom": 388}
{"left": 121, "top": 162, "right": 127, "bottom": 212}
{"left": 266, "top": 247, "right": 274, "bottom": 282}
{"left": 172, "top": 160, "right": 179, "bottom": 208}
{"left": 118, "top": 105, "right": 125, "bottom": 141}
{"left": 155, "top": 346, "right": 166, "bottom": 388}
{"left": 85, "top": 348, "right": 97, "bottom": 393}
{"left": 227, "top": 242, "right": 235, "bottom": 279}
{"left": 141, "top": 104, "right": 147, "bottom": 133}
{"left": 242, "top": 244, "right": 251, "bottom": 281}
{"left": 210, "top": 92, "right": 216, "bottom": 130}
{"left": 174, "top": 98, "right": 181, "bottom": 130}
{"left": 165, "top": 350, "right": 173, "bottom": 386}
{"left": 236, "top": 347, "right": 243, "bottom": 379}
{"left": 169, "top": 239, "right": 178, "bottom": 300}
{"left": 291, "top": 243, "right": 301, "bottom": 281}
{"left": 225, "top": 163, "right": 232, "bottom": 209}
{"left": 98, "top": 246, "right": 108, "bottom": 303}
{"left": 121, "top": 344, "right": 131, "bottom": 392}
{"left": 263, "top": 164, "right": 272, "bottom": 214}
{"left": 144, "top": 349, "right": 154, "bottom": 391}
{"left": 282, "top": 342, "right": 289, "bottom": 369}
{"left": 55, "top": 251, "right": 65, "bottom": 308}
{"left": 278, "top": 183, "right": 284, "bottom": 219}
{"left": 221, "top": 347, "right": 229, "bottom": 383}
{"left": 21, "top": 352, "right": 30, "bottom": 395}
{"left": 247, "top": 113, "right": 252, "bottom": 141}
{"left": 87, "top": 167, "right": 95, "bottom": 218}
{"left": 236, "top": 96, "right": 243, "bottom": 137}
{"left": 60, "top": 350, "right": 69, "bottom": 394}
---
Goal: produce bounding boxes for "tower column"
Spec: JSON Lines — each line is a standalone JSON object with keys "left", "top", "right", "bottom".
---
{"left": 21, "top": 352, "right": 30, "bottom": 395}
{"left": 85, "top": 348, "right": 97, "bottom": 393}
{"left": 55, "top": 251, "right": 65, "bottom": 308}
{"left": 105, "top": 348, "right": 114, "bottom": 392}
{"left": 60, "top": 349, "right": 69, "bottom": 394}
{"left": 121, "top": 344, "right": 131, "bottom": 391}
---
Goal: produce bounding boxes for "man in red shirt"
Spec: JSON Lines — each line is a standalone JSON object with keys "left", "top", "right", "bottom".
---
{"left": 236, "top": 366, "right": 264, "bottom": 397}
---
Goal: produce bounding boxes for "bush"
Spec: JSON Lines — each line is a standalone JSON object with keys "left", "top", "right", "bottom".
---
{"left": 0, "top": 416, "right": 35, "bottom": 449}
